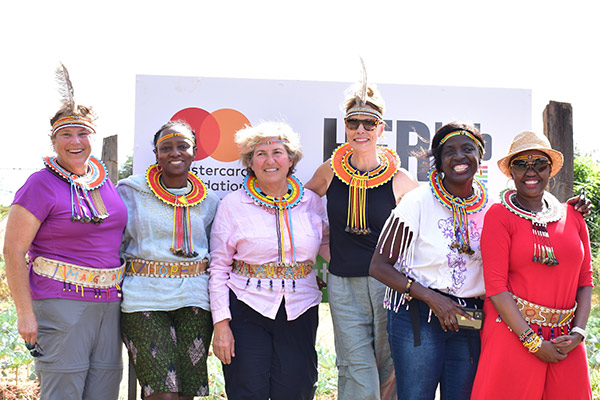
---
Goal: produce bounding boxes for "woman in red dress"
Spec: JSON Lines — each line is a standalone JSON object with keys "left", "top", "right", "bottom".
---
{"left": 471, "top": 131, "right": 593, "bottom": 399}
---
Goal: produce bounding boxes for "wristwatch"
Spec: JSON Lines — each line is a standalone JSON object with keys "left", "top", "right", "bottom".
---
{"left": 571, "top": 326, "right": 587, "bottom": 341}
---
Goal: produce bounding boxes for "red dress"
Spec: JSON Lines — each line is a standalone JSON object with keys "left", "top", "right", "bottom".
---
{"left": 471, "top": 203, "right": 592, "bottom": 400}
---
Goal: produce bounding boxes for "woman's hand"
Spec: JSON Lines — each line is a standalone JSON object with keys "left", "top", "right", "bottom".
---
{"left": 533, "top": 340, "right": 567, "bottom": 363}
{"left": 18, "top": 311, "right": 38, "bottom": 345}
{"left": 212, "top": 320, "right": 235, "bottom": 364}
{"left": 551, "top": 334, "right": 581, "bottom": 355}
{"left": 567, "top": 194, "right": 593, "bottom": 217}
{"left": 424, "top": 291, "right": 471, "bottom": 332}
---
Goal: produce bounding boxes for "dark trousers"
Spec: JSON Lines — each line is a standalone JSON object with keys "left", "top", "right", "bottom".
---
{"left": 223, "top": 290, "right": 319, "bottom": 400}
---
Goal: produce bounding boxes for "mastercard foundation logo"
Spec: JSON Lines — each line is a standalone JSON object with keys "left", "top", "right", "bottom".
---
{"left": 170, "top": 108, "right": 250, "bottom": 162}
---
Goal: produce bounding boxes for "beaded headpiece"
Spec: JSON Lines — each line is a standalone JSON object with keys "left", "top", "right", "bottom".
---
{"left": 439, "top": 130, "right": 484, "bottom": 157}
{"left": 345, "top": 107, "right": 383, "bottom": 122}
{"left": 155, "top": 132, "right": 195, "bottom": 147}
{"left": 52, "top": 115, "right": 96, "bottom": 136}
{"left": 250, "top": 139, "right": 289, "bottom": 148}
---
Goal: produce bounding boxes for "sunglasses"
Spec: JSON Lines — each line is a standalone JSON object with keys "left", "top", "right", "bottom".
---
{"left": 510, "top": 156, "right": 551, "bottom": 174}
{"left": 344, "top": 118, "right": 381, "bottom": 131}
{"left": 25, "top": 342, "right": 43, "bottom": 357}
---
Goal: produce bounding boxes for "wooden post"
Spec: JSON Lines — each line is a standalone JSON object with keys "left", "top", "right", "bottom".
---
{"left": 101, "top": 135, "right": 118, "bottom": 185}
{"left": 543, "top": 101, "right": 573, "bottom": 202}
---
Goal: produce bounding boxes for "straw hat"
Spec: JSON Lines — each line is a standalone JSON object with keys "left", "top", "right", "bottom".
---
{"left": 497, "top": 131, "right": 564, "bottom": 178}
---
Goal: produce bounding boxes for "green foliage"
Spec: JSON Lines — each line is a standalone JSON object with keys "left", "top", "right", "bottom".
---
{"left": 119, "top": 155, "right": 133, "bottom": 180}
{"left": 573, "top": 155, "right": 600, "bottom": 249}
{"left": 0, "top": 306, "right": 35, "bottom": 373}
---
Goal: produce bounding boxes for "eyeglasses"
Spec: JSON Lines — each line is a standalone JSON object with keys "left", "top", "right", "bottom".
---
{"left": 25, "top": 342, "right": 43, "bottom": 357}
{"left": 344, "top": 118, "right": 381, "bottom": 131}
{"left": 510, "top": 156, "right": 551, "bottom": 174}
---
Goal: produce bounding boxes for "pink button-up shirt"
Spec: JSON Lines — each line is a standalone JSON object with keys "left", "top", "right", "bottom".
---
{"left": 209, "top": 188, "right": 329, "bottom": 323}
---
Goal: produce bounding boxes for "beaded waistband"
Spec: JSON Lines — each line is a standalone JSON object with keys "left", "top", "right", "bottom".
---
{"left": 126, "top": 259, "right": 208, "bottom": 278}
{"left": 33, "top": 256, "right": 125, "bottom": 289}
{"left": 513, "top": 294, "right": 576, "bottom": 328}
{"left": 232, "top": 260, "right": 313, "bottom": 280}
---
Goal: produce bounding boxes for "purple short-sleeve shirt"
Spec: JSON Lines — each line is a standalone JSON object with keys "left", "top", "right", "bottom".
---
{"left": 13, "top": 168, "right": 127, "bottom": 302}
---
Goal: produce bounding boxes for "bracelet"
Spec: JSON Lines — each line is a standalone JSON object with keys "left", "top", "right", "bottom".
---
{"left": 570, "top": 326, "right": 587, "bottom": 341}
{"left": 519, "top": 327, "right": 534, "bottom": 342}
{"left": 404, "top": 277, "right": 414, "bottom": 302}
{"left": 522, "top": 333, "right": 543, "bottom": 353}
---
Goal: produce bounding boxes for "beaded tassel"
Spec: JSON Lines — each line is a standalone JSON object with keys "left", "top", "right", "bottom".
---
{"left": 170, "top": 196, "right": 198, "bottom": 258}
{"left": 532, "top": 222, "right": 558, "bottom": 265}
{"left": 346, "top": 172, "right": 371, "bottom": 235}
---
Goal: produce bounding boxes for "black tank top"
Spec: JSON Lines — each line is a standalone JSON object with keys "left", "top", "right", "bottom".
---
{"left": 326, "top": 176, "right": 396, "bottom": 277}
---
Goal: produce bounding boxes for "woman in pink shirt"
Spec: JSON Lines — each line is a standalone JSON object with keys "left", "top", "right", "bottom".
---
{"left": 209, "top": 121, "right": 329, "bottom": 400}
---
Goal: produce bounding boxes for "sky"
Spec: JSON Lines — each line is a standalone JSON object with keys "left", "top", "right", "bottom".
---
{"left": 1, "top": 1, "right": 598, "bottom": 176}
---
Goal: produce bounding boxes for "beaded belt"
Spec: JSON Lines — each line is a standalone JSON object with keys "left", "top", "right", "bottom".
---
{"left": 33, "top": 256, "right": 125, "bottom": 289}
{"left": 513, "top": 294, "right": 576, "bottom": 328}
{"left": 233, "top": 260, "right": 313, "bottom": 280}
{"left": 126, "top": 259, "right": 208, "bottom": 278}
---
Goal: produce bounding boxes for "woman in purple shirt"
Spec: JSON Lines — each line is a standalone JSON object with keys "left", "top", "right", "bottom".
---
{"left": 3, "top": 65, "right": 127, "bottom": 399}
{"left": 209, "top": 121, "right": 329, "bottom": 400}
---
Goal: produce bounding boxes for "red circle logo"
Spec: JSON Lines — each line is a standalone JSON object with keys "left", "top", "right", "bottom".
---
{"left": 171, "top": 108, "right": 250, "bottom": 162}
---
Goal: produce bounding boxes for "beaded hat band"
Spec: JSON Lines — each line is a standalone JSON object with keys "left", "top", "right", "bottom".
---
{"left": 52, "top": 116, "right": 96, "bottom": 136}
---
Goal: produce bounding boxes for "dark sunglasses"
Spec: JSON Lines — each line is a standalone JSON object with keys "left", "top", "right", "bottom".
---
{"left": 25, "top": 342, "right": 43, "bottom": 357}
{"left": 344, "top": 118, "right": 380, "bottom": 131}
{"left": 510, "top": 157, "right": 551, "bottom": 174}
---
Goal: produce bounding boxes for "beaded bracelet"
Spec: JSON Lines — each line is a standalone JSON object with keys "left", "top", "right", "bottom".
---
{"left": 523, "top": 333, "right": 543, "bottom": 353}
{"left": 519, "top": 327, "right": 534, "bottom": 342}
{"left": 404, "top": 277, "right": 414, "bottom": 302}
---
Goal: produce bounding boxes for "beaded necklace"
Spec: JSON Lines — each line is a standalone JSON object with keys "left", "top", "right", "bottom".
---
{"left": 500, "top": 189, "right": 564, "bottom": 266}
{"left": 331, "top": 143, "right": 399, "bottom": 235}
{"left": 243, "top": 174, "right": 304, "bottom": 263}
{"left": 428, "top": 168, "right": 488, "bottom": 254}
{"left": 44, "top": 156, "right": 109, "bottom": 223}
{"left": 146, "top": 164, "right": 207, "bottom": 257}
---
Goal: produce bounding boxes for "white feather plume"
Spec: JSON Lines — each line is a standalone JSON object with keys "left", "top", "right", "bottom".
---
{"left": 55, "top": 63, "right": 76, "bottom": 110}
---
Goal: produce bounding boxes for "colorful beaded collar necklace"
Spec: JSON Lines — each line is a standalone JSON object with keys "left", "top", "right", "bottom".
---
{"left": 44, "top": 156, "right": 109, "bottom": 223}
{"left": 244, "top": 174, "right": 304, "bottom": 263}
{"left": 146, "top": 164, "right": 207, "bottom": 258}
{"left": 500, "top": 189, "right": 564, "bottom": 266}
{"left": 331, "top": 143, "right": 399, "bottom": 235}
{"left": 429, "top": 168, "right": 488, "bottom": 254}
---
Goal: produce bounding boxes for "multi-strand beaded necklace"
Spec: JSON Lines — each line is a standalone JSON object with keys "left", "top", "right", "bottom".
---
{"left": 500, "top": 189, "right": 563, "bottom": 266}
{"left": 243, "top": 174, "right": 304, "bottom": 264}
{"left": 44, "top": 155, "right": 109, "bottom": 223}
{"left": 428, "top": 168, "right": 488, "bottom": 254}
{"left": 331, "top": 143, "right": 399, "bottom": 235}
{"left": 146, "top": 164, "right": 207, "bottom": 258}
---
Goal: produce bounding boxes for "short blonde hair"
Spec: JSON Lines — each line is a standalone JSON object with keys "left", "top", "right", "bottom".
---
{"left": 235, "top": 121, "right": 303, "bottom": 176}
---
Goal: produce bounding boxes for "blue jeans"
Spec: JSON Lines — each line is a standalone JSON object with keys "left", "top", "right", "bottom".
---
{"left": 388, "top": 298, "right": 480, "bottom": 400}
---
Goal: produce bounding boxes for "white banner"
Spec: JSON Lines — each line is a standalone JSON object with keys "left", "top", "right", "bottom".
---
{"left": 134, "top": 75, "right": 531, "bottom": 200}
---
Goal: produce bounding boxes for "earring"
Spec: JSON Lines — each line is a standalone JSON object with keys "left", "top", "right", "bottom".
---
{"left": 548, "top": 177, "right": 556, "bottom": 190}
{"left": 157, "top": 164, "right": 163, "bottom": 172}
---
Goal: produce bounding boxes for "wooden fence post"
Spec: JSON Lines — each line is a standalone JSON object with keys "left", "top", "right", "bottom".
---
{"left": 101, "top": 135, "right": 118, "bottom": 185}
{"left": 543, "top": 101, "right": 574, "bottom": 202}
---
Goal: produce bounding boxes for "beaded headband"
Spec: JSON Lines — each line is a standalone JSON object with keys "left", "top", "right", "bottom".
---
{"left": 345, "top": 107, "right": 383, "bottom": 121}
{"left": 155, "top": 132, "right": 195, "bottom": 147}
{"left": 510, "top": 153, "right": 552, "bottom": 165}
{"left": 51, "top": 116, "right": 96, "bottom": 136}
{"left": 439, "top": 130, "right": 484, "bottom": 156}
{"left": 250, "top": 139, "right": 289, "bottom": 148}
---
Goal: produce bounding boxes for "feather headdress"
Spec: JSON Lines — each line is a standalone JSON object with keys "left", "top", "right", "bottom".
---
{"left": 343, "top": 57, "right": 384, "bottom": 121}
{"left": 55, "top": 63, "right": 77, "bottom": 114}
{"left": 51, "top": 63, "right": 96, "bottom": 136}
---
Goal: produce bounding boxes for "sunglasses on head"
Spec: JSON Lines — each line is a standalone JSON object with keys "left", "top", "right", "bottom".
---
{"left": 25, "top": 342, "right": 43, "bottom": 357}
{"left": 510, "top": 156, "right": 551, "bottom": 174}
{"left": 344, "top": 118, "right": 380, "bottom": 131}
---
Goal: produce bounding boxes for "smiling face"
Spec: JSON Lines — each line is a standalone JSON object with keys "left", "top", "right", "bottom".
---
{"left": 440, "top": 135, "right": 481, "bottom": 197}
{"left": 510, "top": 150, "right": 551, "bottom": 206}
{"left": 345, "top": 109, "right": 384, "bottom": 152}
{"left": 52, "top": 127, "right": 93, "bottom": 175}
{"left": 250, "top": 140, "right": 293, "bottom": 195}
{"left": 154, "top": 127, "right": 197, "bottom": 185}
